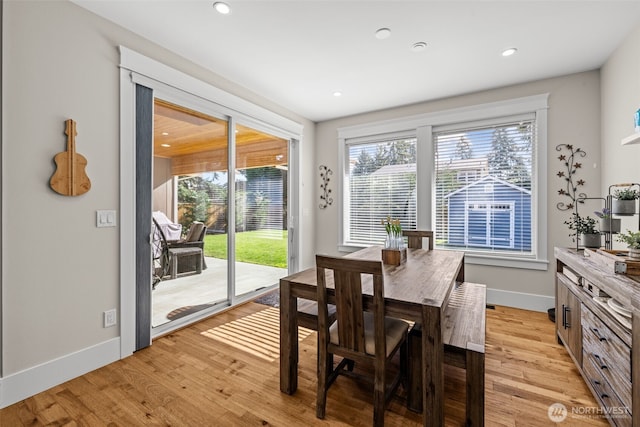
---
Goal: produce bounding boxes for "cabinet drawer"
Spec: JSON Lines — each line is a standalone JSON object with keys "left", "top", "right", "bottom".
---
{"left": 582, "top": 307, "right": 631, "bottom": 382}
{"left": 582, "top": 331, "right": 631, "bottom": 411}
{"left": 582, "top": 307, "right": 631, "bottom": 413}
{"left": 582, "top": 355, "right": 632, "bottom": 427}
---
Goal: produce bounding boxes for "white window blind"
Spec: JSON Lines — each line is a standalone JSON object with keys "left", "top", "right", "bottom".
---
{"left": 345, "top": 137, "right": 417, "bottom": 246}
{"left": 434, "top": 118, "right": 535, "bottom": 255}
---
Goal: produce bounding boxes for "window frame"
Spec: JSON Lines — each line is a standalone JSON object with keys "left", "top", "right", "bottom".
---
{"left": 338, "top": 94, "right": 549, "bottom": 270}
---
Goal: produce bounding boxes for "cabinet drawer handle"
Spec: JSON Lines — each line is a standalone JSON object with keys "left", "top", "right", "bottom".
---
{"left": 563, "top": 305, "right": 571, "bottom": 328}
{"left": 591, "top": 327, "right": 607, "bottom": 342}
{"left": 594, "top": 354, "right": 608, "bottom": 370}
{"left": 591, "top": 379, "right": 609, "bottom": 399}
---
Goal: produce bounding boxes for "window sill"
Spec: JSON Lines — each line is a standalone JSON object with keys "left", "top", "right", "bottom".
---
{"left": 464, "top": 253, "right": 549, "bottom": 270}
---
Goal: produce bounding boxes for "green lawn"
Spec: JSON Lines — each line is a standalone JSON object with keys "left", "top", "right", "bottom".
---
{"left": 203, "top": 230, "right": 288, "bottom": 268}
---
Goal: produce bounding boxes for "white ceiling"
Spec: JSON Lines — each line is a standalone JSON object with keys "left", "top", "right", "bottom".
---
{"left": 73, "top": 0, "right": 640, "bottom": 122}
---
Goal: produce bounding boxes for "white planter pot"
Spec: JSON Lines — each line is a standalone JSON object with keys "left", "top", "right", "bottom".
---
{"left": 581, "top": 233, "right": 601, "bottom": 249}
{"left": 612, "top": 199, "right": 637, "bottom": 216}
{"left": 628, "top": 247, "right": 640, "bottom": 260}
{"left": 599, "top": 218, "right": 621, "bottom": 233}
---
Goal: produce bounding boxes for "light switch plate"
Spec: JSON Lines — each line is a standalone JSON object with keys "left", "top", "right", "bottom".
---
{"left": 97, "top": 210, "right": 117, "bottom": 228}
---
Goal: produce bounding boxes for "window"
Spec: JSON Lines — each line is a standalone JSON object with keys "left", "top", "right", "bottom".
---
{"left": 338, "top": 94, "right": 548, "bottom": 270}
{"left": 343, "top": 135, "right": 417, "bottom": 246}
{"left": 435, "top": 117, "right": 534, "bottom": 255}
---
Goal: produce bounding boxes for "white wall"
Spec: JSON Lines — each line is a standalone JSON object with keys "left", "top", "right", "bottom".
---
{"left": 153, "top": 157, "right": 174, "bottom": 218}
{"left": 315, "top": 71, "right": 602, "bottom": 308}
{"left": 1, "top": 0, "right": 315, "bottom": 404}
{"left": 601, "top": 22, "right": 640, "bottom": 240}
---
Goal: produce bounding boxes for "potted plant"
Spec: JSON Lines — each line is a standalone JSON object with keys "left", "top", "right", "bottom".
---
{"left": 564, "top": 213, "right": 601, "bottom": 248}
{"left": 594, "top": 208, "right": 621, "bottom": 233}
{"left": 612, "top": 187, "right": 639, "bottom": 216}
{"left": 617, "top": 230, "right": 640, "bottom": 259}
{"left": 381, "top": 216, "right": 406, "bottom": 265}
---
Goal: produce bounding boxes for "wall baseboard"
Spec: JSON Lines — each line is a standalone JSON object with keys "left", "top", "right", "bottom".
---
{"left": 0, "top": 338, "right": 120, "bottom": 409}
{"left": 487, "top": 288, "right": 554, "bottom": 313}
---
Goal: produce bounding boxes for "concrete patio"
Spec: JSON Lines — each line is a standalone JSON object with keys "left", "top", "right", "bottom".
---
{"left": 152, "top": 256, "right": 287, "bottom": 327}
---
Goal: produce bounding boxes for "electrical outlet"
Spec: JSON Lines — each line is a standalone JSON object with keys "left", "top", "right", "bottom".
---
{"left": 104, "top": 309, "right": 117, "bottom": 328}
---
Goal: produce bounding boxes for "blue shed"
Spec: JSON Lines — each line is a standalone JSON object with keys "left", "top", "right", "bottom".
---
{"left": 443, "top": 175, "right": 531, "bottom": 251}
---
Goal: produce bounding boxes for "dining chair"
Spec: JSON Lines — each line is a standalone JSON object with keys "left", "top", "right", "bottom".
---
{"left": 402, "top": 229, "right": 433, "bottom": 250}
{"left": 315, "top": 254, "right": 409, "bottom": 427}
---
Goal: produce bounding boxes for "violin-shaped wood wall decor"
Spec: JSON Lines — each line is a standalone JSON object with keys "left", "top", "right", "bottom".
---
{"left": 50, "top": 119, "right": 91, "bottom": 196}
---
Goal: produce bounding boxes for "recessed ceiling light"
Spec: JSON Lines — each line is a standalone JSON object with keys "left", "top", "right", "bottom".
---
{"left": 161, "top": 132, "right": 169, "bottom": 136}
{"left": 375, "top": 28, "right": 391, "bottom": 40}
{"left": 213, "top": 2, "right": 231, "bottom": 14}
{"left": 161, "top": 143, "right": 171, "bottom": 148}
{"left": 502, "top": 47, "right": 517, "bottom": 57}
{"left": 333, "top": 91, "right": 342, "bottom": 97}
{"left": 411, "top": 42, "right": 428, "bottom": 52}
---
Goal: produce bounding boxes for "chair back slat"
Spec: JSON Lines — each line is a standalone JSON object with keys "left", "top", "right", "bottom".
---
{"left": 334, "top": 270, "right": 365, "bottom": 352}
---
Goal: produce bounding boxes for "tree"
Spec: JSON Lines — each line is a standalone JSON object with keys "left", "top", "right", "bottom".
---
{"left": 516, "top": 121, "right": 533, "bottom": 151}
{"left": 373, "top": 139, "right": 416, "bottom": 167}
{"left": 352, "top": 149, "right": 376, "bottom": 175}
{"left": 487, "top": 128, "right": 531, "bottom": 189}
{"left": 178, "top": 176, "right": 212, "bottom": 230}
{"left": 455, "top": 136, "right": 472, "bottom": 160}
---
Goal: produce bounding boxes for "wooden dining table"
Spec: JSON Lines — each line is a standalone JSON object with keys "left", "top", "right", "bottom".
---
{"left": 279, "top": 245, "right": 465, "bottom": 426}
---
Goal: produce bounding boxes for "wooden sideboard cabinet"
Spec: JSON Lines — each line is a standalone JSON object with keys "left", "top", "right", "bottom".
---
{"left": 555, "top": 247, "right": 638, "bottom": 427}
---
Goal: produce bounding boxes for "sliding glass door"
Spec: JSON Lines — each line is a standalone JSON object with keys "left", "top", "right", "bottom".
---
{"left": 122, "top": 47, "right": 303, "bottom": 352}
{"left": 149, "top": 100, "right": 292, "bottom": 331}
{"left": 152, "top": 99, "right": 230, "bottom": 328}
{"left": 234, "top": 124, "right": 289, "bottom": 297}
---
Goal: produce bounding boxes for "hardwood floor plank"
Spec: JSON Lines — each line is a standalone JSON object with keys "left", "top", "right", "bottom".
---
{"left": 0, "top": 303, "right": 609, "bottom": 426}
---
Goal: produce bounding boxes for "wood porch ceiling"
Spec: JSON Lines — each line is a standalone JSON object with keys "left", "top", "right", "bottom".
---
{"left": 153, "top": 99, "right": 288, "bottom": 175}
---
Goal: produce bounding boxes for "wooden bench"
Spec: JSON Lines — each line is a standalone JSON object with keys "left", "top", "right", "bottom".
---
{"left": 407, "top": 281, "right": 486, "bottom": 426}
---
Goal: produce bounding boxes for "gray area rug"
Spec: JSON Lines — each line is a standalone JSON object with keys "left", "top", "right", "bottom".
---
{"left": 253, "top": 290, "right": 279, "bottom": 308}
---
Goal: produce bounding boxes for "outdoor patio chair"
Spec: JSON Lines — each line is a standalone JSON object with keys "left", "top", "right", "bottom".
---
{"left": 152, "top": 217, "right": 171, "bottom": 289}
{"left": 168, "top": 221, "right": 208, "bottom": 273}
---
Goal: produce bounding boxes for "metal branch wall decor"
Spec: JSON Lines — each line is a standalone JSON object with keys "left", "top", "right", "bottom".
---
{"left": 319, "top": 165, "right": 333, "bottom": 209}
{"left": 556, "top": 144, "right": 587, "bottom": 211}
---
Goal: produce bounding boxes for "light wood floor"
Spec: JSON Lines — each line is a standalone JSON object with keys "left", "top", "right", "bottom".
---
{"left": 1, "top": 304, "right": 609, "bottom": 426}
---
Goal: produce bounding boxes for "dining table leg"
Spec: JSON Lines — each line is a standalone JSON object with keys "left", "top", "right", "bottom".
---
{"left": 279, "top": 279, "right": 298, "bottom": 394}
{"left": 422, "top": 301, "right": 444, "bottom": 427}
